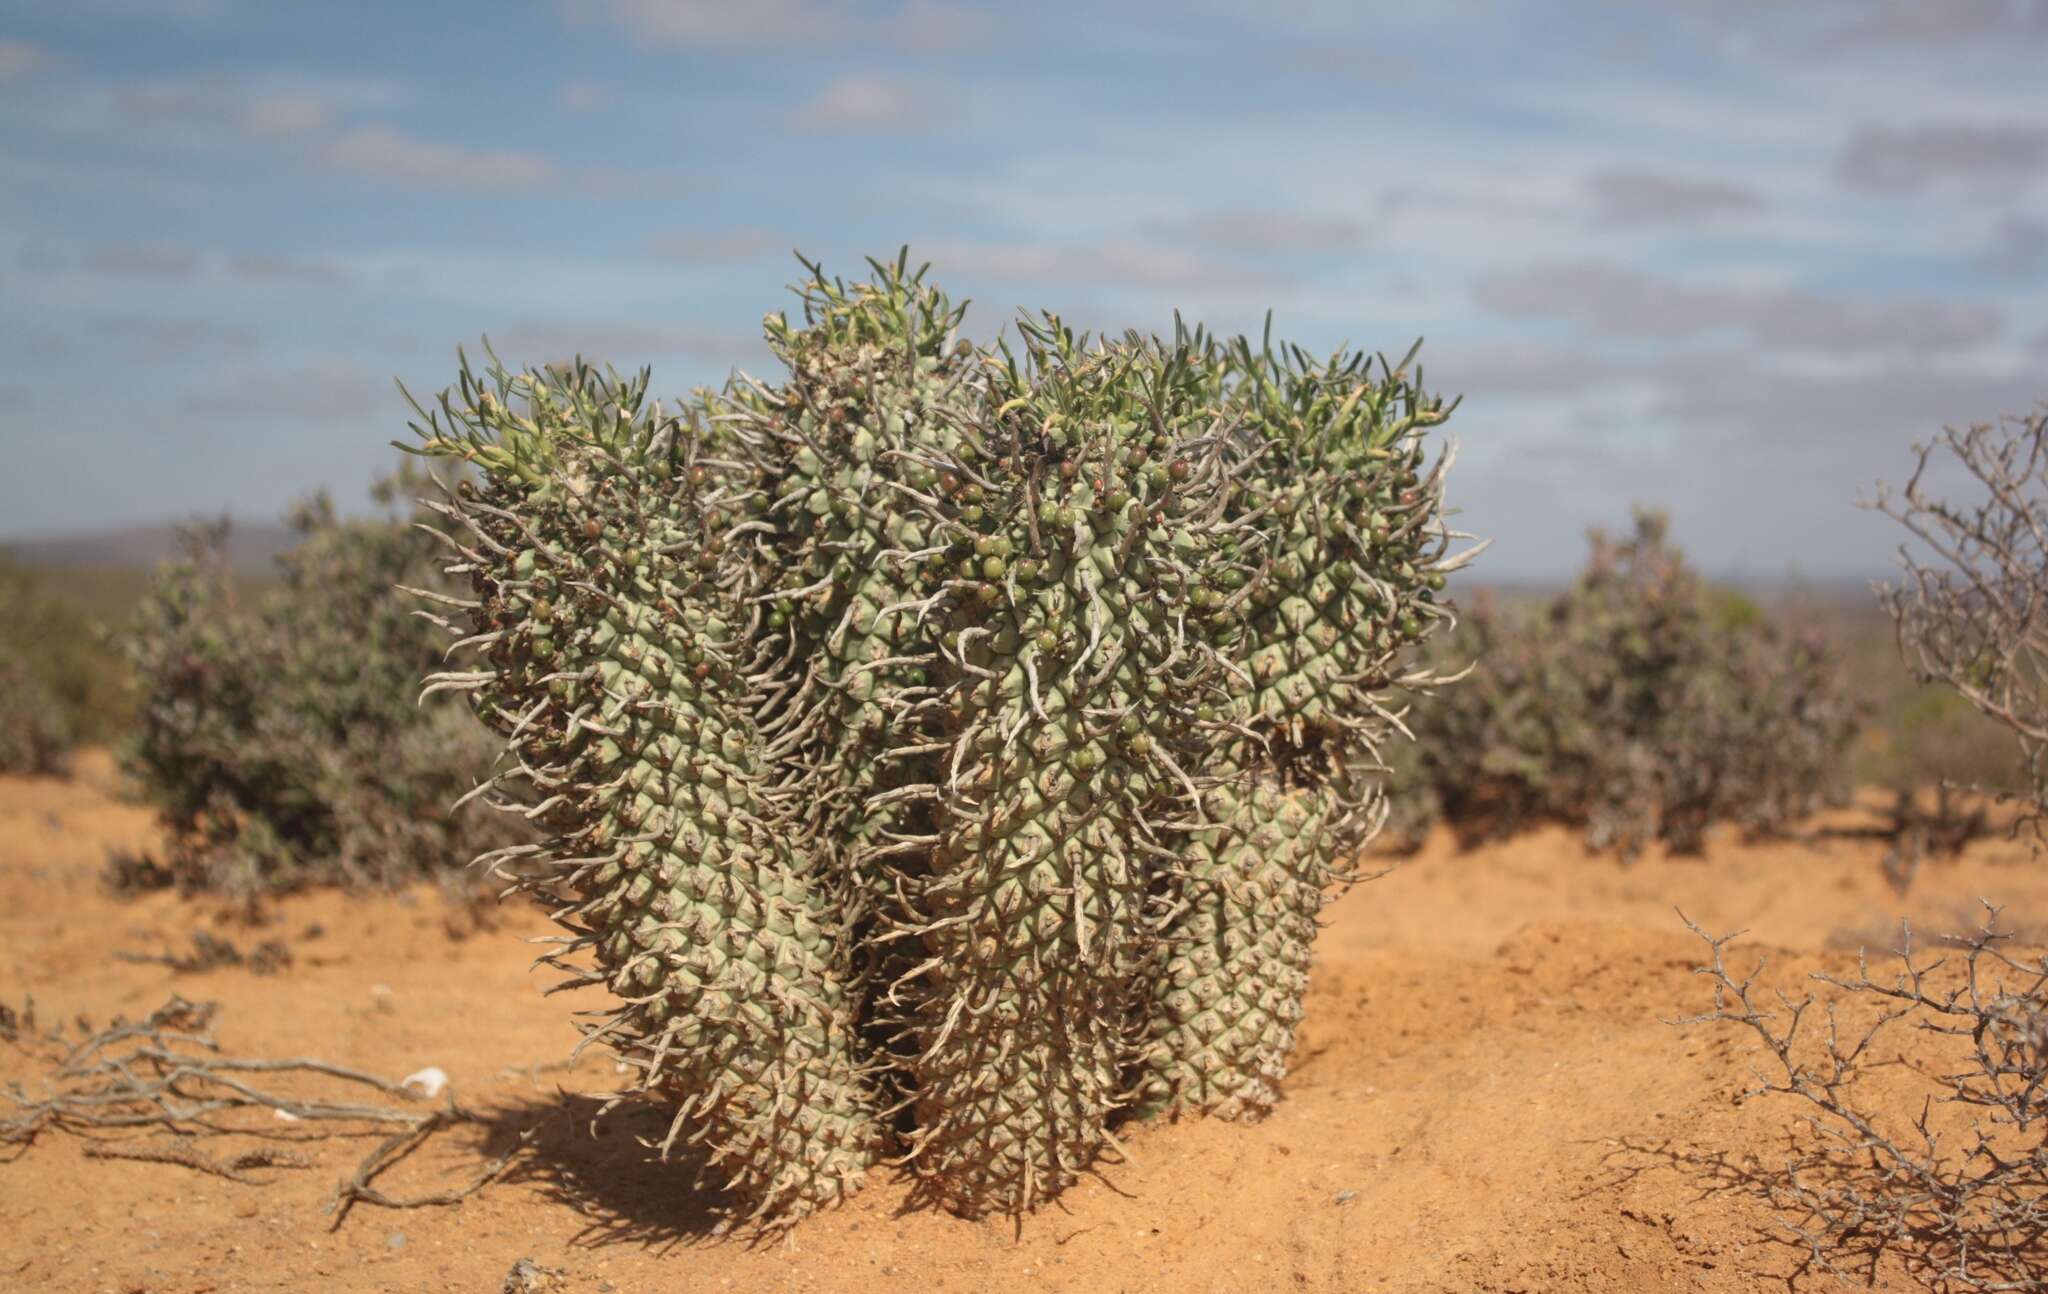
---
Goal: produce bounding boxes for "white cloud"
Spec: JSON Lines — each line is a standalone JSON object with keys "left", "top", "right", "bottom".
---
{"left": 317, "top": 126, "right": 557, "bottom": 190}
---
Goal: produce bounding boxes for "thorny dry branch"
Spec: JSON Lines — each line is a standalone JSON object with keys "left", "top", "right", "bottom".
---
{"left": 0, "top": 995, "right": 519, "bottom": 1227}
{"left": 1677, "top": 906, "right": 2048, "bottom": 1290}
{"left": 1868, "top": 406, "right": 2048, "bottom": 841}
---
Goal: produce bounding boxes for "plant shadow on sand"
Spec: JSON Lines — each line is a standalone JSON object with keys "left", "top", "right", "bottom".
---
{"left": 473, "top": 1092, "right": 735, "bottom": 1252}
{"left": 466, "top": 1090, "right": 1137, "bottom": 1250}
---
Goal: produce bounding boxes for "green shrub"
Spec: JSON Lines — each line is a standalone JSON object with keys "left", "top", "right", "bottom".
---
{"left": 120, "top": 469, "right": 528, "bottom": 896}
{"left": 1392, "top": 510, "right": 1857, "bottom": 857}
{"left": 0, "top": 650, "right": 71, "bottom": 775}
{"left": 0, "top": 551, "right": 129, "bottom": 749}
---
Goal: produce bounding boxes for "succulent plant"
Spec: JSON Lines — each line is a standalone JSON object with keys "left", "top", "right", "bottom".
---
{"left": 401, "top": 255, "right": 1471, "bottom": 1225}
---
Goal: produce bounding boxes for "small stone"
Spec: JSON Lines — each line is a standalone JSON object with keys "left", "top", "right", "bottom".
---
{"left": 385, "top": 1231, "right": 407, "bottom": 1250}
{"left": 502, "top": 1258, "right": 567, "bottom": 1293}
{"left": 1333, "top": 1189, "right": 1358, "bottom": 1205}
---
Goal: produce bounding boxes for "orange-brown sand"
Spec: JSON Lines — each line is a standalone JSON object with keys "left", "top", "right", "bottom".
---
{"left": 3, "top": 752, "right": 2041, "bottom": 1293}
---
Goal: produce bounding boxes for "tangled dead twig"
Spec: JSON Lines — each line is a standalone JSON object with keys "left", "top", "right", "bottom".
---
{"left": 1868, "top": 407, "right": 2048, "bottom": 844}
{"left": 0, "top": 995, "right": 518, "bottom": 1227}
{"left": 1675, "top": 906, "right": 2048, "bottom": 1291}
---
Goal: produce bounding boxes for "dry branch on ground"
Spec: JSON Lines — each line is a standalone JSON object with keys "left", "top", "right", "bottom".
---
{"left": 0, "top": 994, "right": 520, "bottom": 1227}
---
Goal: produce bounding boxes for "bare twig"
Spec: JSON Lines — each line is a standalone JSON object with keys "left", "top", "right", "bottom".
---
{"left": 1676, "top": 906, "right": 2048, "bottom": 1290}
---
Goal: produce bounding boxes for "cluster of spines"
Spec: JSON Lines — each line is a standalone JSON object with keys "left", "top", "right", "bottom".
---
{"left": 404, "top": 256, "right": 1475, "bottom": 1227}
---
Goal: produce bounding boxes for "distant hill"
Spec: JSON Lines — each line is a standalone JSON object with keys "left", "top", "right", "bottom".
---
{"left": 2, "top": 520, "right": 297, "bottom": 573}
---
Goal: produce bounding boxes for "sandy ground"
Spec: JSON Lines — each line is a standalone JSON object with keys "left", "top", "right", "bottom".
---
{"left": 3, "top": 753, "right": 2045, "bottom": 1293}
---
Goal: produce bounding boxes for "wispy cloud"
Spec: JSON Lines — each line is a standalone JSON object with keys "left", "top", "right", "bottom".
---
{"left": 1149, "top": 211, "right": 1364, "bottom": 252}
{"left": 182, "top": 361, "right": 392, "bottom": 423}
{"left": 1820, "top": 0, "right": 2048, "bottom": 48}
{"left": 103, "top": 74, "right": 558, "bottom": 193}
{"left": 487, "top": 321, "right": 765, "bottom": 369}
{"left": 925, "top": 239, "right": 1275, "bottom": 293}
{"left": 1837, "top": 122, "right": 2048, "bottom": 191}
{"left": 15, "top": 0, "right": 229, "bottom": 19}
{"left": 1645, "top": 347, "right": 2047, "bottom": 452}
{"left": 648, "top": 228, "right": 786, "bottom": 262}
{"left": 560, "top": 0, "right": 986, "bottom": 50}
{"left": 795, "top": 75, "right": 925, "bottom": 130}
{"left": 317, "top": 126, "right": 557, "bottom": 189}
{"left": 0, "top": 39, "right": 53, "bottom": 82}
{"left": 101, "top": 314, "right": 261, "bottom": 359}
{"left": 1429, "top": 340, "right": 1622, "bottom": 401}
{"left": 1473, "top": 260, "right": 2004, "bottom": 354}
{"left": 116, "top": 73, "right": 404, "bottom": 138}
{"left": 84, "top": 245, "right": 203, "bottom": 277}
{"left": 1582, "top": 166, "right": 1767, "bottom": 226}
{"left": 1979, "top": 215, "right": 2048, "bottom": 274}
{"left": 230, "top": 254, "right": 349, "bottom": 283}
{"left": 557, "top": 79, "right": 615, "bottom": 113}
{"left": 1666, "top": 0, "right": 2048, "bottom": 52}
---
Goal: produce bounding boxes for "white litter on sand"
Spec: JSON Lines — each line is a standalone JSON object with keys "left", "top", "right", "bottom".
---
{"left": 401, "top": 1066, "right": 449, "bottom": 1098}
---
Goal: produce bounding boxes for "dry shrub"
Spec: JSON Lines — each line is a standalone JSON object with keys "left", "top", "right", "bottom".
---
{"left": 120, "top": 468, "right": 529, "bottom": 897}
{"left": 1683, "top": 909, "right": 2048, "bottom": 1289}
{"left": 1870, "top": 405, "right": 2048, "bottom": 838}
{"left": 1391, "top": 510, "right": 1858, "bottom": 858}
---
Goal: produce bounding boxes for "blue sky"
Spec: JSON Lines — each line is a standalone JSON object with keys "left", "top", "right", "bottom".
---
{"left": 2, "top": 0, "right": 2044, "bottom": 578}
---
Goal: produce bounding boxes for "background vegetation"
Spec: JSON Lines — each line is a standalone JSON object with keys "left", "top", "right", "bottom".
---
{"left": 108, "top": 465, "right": 528, "bottom": 897}
{"left": 0, "top": 478, "right": 2020, "bottom": 893}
